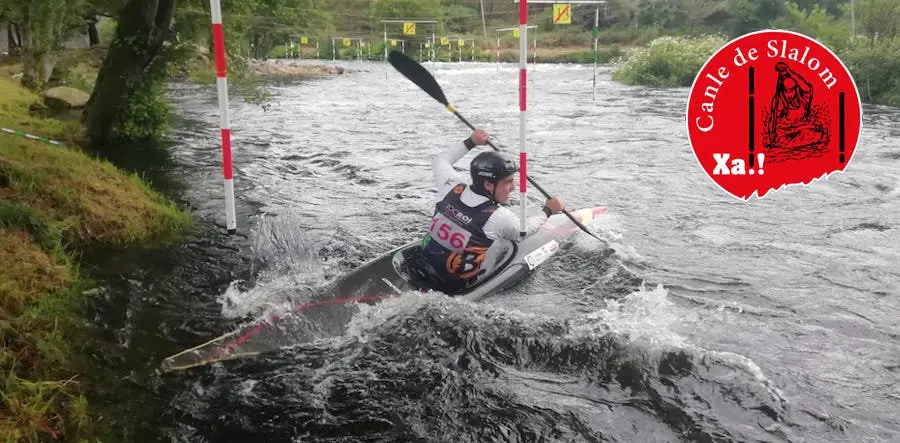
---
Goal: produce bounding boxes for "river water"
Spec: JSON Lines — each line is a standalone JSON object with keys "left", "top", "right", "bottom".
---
{"left": 89, "top": 60, "right": 899, "bottom": 442}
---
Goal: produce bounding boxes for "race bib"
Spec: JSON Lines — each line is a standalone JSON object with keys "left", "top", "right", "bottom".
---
{"left": 429, "top": 213, "right": 471, "bottom": 253}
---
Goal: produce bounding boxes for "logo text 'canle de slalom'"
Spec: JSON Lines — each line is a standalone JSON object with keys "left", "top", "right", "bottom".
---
{"left": 686, "top": 30, "right": 862, "bottom": 200}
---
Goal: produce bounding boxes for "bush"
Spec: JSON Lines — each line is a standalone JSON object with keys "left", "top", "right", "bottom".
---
{"left": 109, "top": 43, "right": 198, "bottom": 142}
{"left": 112, "top": 78, "right": 170, "bottom": 142}
{"left": 840, "top": 36, "right": 900, "bottom": 106}
{"left": 612, "top": 35, "right": 727, "bottom": 87}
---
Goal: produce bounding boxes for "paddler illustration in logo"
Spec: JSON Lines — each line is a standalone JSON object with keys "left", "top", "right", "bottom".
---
{"left": 763, "top": 61, "right": 830, "bottom": 162}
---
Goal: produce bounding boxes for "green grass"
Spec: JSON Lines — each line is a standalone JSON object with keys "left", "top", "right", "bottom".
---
{"left": 0, "top": 83, "right": 191, "bottom": 247}
{"left": 0, "top": 70, "right": 191, "bottom": 441}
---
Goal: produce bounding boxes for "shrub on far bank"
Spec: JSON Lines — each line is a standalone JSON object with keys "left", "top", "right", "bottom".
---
{"left": 612, "top": 35, "right": 727, "bottom": 87}
{"left": 840, "top": 37, "right": 900, "bottom": 107}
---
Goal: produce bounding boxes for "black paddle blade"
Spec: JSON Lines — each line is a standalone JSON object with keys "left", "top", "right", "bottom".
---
{"left": 388, "top": 50, "right": 449, "bottom": 106}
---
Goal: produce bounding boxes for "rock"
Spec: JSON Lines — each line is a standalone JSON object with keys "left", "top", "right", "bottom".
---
{"left": 42, "top": 86, "right": 90, "bottom": 109}
{"left": 249, "top": 60, "right": 347, "bottom": 79}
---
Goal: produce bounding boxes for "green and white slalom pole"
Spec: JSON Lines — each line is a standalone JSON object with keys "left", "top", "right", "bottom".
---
{"left": 1, "top": 127, "right": 64, "bottom": 147}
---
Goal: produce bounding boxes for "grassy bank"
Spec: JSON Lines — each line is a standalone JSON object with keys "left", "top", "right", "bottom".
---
{"left": 0, "top": 75, "right": 192, "bottom": 440}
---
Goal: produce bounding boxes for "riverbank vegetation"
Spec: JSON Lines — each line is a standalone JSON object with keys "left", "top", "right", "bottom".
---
{"left": 0, "top": 65, "right": 190, "bottom": 442}
{"left": 608, "top": 0, "right": 900, "bottom": 106}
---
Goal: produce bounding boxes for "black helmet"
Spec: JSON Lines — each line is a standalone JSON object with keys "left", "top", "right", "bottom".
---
{"left": 470, "top": 151, "right": 519, "bottom": 194}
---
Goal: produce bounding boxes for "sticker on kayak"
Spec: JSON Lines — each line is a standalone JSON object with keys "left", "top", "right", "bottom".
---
{"left": 524, "top": 240, "right": 560, "bottom": 270}
{"left": 686, "top": 30, "right": 862, "bottom": 200}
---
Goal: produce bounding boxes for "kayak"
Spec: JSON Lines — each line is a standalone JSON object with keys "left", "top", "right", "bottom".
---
{"left": 161, "top": 206, "right": 606, "bottom": 371}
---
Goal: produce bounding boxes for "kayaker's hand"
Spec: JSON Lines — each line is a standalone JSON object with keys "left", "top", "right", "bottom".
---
{"left": 471, "top": 129, "right": 490, "bottom": 146}
{"left": 544, "top": 197, "right": 564, "bottom": 215}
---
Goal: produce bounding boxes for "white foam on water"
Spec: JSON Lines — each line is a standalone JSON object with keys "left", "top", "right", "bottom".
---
{"left": 577, "top": 283, "right": 686, "bottom": 349}
{"left": 218, "top": 276, "right": 304, "bottom": 320}
{"left": 217, "top": 211, "right": 331, "bottom": 319}
{"left": 341, "top": 291, "right": 440, "bottom": 342}
{"left": 699, "top": 348, "right": 790, "bottom": 409}
{"left": 574, "top": 282, "right": 789, "bottom": 414}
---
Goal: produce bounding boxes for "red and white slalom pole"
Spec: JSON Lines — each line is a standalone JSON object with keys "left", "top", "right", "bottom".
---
{"left": 210, "top": 0, "right": 236, "bottom": 234}
{"left": 518, "top": 0, "right": 528, "bottom": 236}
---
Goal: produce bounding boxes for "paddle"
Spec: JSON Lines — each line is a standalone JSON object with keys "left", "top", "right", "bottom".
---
{"left": 387, "top": 50, "right": 604, "bottom": 243}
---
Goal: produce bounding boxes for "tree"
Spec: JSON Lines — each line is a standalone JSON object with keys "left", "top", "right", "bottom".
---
{"left": 2, "top": 0, "right": 87, "bottom": 88}
{"left": 239, "top": 0, "right": 333, "bottom": 59}
{"left": 373, "top": 0, "right": 443, "bottom": 22}
{"left": 721, "top": 0, "right": 783, "bottom": 37}
{"left": 82, "top": 0, "right": 176, "bottom": 146}
{"left": 5, "top": 23, "right": 23, "bottom": 53}
{"left": 636, "top": 0, "right": 687, "bottom": 29}
{"left": 444, "top": 4, "right": 477, "bottom": 33}
{"left": 857, "top": 0, "right": 900, "bottom": 42}
{"left": 771, "top": 2, "right": 849, "bottom": 51}
{"left": 680, "top": 0, "right": 727, "bottom": 33}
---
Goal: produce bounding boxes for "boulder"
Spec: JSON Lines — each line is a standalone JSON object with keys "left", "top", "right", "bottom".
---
{"left": 249, "top": 60, "right": 346, "bottom": 79}
{"left": 42, "top": 86, "right": 90, "bottom": 109}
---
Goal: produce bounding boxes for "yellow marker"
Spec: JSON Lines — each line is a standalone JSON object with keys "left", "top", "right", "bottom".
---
{"left": 458, "top": 39, "right": 465, "bottom": 47}
{"left": 440, "top": 37, "right": 449, "bottom": 46}
{"left": 391, "top": 39, "right": 397, "bottom": 46}
{"left": 403, "top": 22, "right": 416, "bottom": 35}
{"left": 425, "top": 42, "right": 430, "bottom": 48}
{"left": 553, "top": 3, "right": 572, "bottom": 25}
{"left": 342, "top": 38, "right": 351, "bottom": 47}
{"left": 513, "top": 28, "right": 520, "bottom": 37}
{"left": 300, "top": 37, "right": 308, "bottom": 45}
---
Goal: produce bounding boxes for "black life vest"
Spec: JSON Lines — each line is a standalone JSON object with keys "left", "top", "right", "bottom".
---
{"left": 421, "top": 184, "right": 498, "bottom": 283}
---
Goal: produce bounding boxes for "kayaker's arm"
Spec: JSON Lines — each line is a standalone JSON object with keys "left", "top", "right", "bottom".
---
{"left": 483, "top": 207, "right": 549, "bottom": 241}
{"left": 432, "top": 139, "right": 474, "bottom": 192}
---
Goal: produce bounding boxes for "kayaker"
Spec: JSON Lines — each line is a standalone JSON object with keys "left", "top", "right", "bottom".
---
{"left": 409, "top": 128, "right": 564, "bottom": 294}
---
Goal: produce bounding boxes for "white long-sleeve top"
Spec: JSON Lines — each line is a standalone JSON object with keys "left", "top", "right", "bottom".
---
{"left": 431, "top": 141, "right": 548, "bottom": 241}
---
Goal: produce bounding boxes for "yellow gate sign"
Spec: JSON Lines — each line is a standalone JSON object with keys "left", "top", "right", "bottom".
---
{"left": 300, "top": 37, "right": 308, "bottom": 44}
{"left": 440, "top": 37, "right": 449, "bottom": 46}
{"left": 390, "top": 39, "right": 397, "bottom": 46}
{"left": 513, "top": 28, "right": 520, "bottom": 37}
{"left": 342, "top": 38, "right": 351, "bottom": 47}
{"left": 553, "top": 3, "right": 571, "bottom": 24}
{"left": 403, "top": 22, "right": 416, "bottom": 35}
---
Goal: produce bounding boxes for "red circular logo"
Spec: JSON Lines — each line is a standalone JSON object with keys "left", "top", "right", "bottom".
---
{"left": 686, "top": 30, "right": 862, "bottom": 200}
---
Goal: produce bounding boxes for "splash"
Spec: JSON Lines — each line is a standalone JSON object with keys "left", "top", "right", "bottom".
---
{"left": 580, "top": 283, "right": 685, "bottom": 349}
{"left": 218, "top": 212, "right": 327, "bottom": 319}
